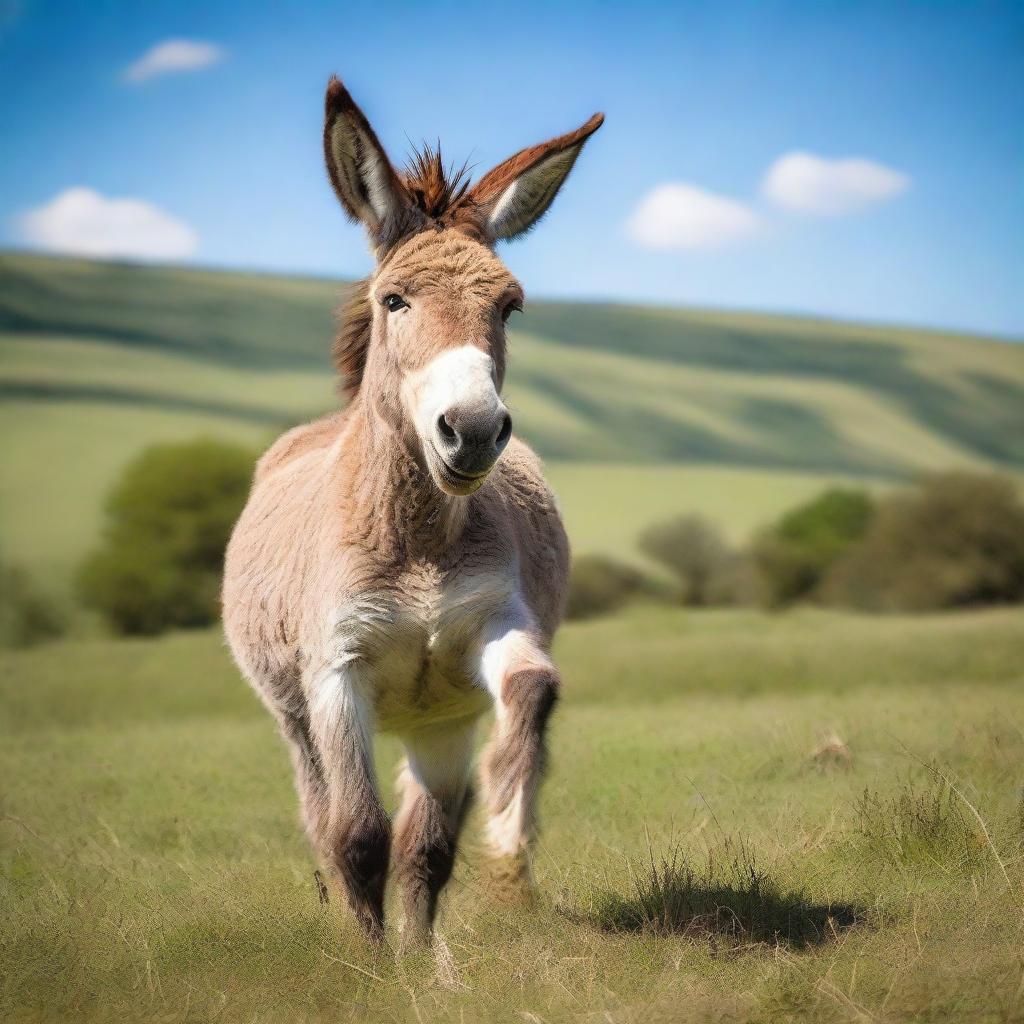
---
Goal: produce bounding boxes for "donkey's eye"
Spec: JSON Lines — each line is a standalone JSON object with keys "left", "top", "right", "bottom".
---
{"left": 501, "top": 299, "right": 523, "bottom": 323}
{"left": 383, "top": 294, "right": 409, "bottom": 312}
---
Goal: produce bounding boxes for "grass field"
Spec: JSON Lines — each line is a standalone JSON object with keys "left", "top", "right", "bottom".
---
{"left": 3, "top": 252, "right": 1023, "bottom": 596}
{"left": 3, "top": 252, "right": 1024, "bottom": 1021}
{"left": 3, "top": 606, "right": 1024, "bottom": 1023}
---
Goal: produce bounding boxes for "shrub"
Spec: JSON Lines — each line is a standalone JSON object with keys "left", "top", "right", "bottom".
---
{"left": 639, "top": 514, "right": 745, "bottom": 606}
{"left": 77, "top": 439, "right": 254, "bottom": 635}
{"left": 825, "top": 472, "right": 1024, "bottom": 611}
{"left": 565, "top": 554, "right": 649, "bottom": 620}
{"left": 0, "top": 561, "right": 66, "bottom": 647}
{"left": 752, "top": 488, "right": 874, "bottom": 607}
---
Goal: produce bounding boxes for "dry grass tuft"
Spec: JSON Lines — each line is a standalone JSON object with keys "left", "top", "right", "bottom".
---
{"left": 854, "top": 773, "right": 993, "bottom": 870}
{"left": 591, "top": 837, "right": 861, "bottom": 948}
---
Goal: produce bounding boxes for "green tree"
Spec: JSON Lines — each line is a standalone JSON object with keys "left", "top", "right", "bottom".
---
{"left": 0, "top": 561, "right": 66, "bottom": 647}
{"left": 825, "top": 472, "right": 1024, "bottom": 611}
{"left": 753, "top": 489, "right": 875, "bottom": 607}
{"left": 78, "top": 439, "right": 254, "bottom": 635}
{"left": 640, "top": 514, "right": 748, "bottom": 606}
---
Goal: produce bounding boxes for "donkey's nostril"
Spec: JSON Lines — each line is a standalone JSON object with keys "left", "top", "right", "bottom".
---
{"left": 496, "top": 413, "right": 512, "bottom": 446}
{"left": 437, "top": 413, "right": 457, "bottom": 442}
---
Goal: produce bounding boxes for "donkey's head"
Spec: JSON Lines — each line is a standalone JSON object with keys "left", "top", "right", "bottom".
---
{"left": 324, "top": 77, "right": 602, "bottom": 496}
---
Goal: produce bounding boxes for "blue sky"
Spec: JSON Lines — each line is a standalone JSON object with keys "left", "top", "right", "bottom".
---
{"left": 1, "top": 0, "right": 1021, "bottom": 336}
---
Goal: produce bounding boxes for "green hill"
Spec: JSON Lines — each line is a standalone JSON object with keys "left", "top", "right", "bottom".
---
{"left": 2, "top": 251, "right": 1022, "bottom": 591}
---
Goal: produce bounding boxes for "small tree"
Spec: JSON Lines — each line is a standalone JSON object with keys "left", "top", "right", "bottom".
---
{"left": 752, "top": 488, "right": 875, "bottom": 607}
{"left": 566, "top": 554, "right": 649, "bottom": 620}
{"left": 639, "top": 515, "right": 738, "bottom": 606}
{"left": 78, "top": 439, "right": 254, "bottom": 635}
{"left": 0, "top": 561, "right": 66, "bottom": 647}
{"left": 825, "top": 472, "right": 1024, "bottom": 611}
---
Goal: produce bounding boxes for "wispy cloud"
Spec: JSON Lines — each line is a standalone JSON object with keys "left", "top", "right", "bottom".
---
{"left": 18, "top": 187, "right": 198, "bottom": 260}
{"left": 627, "top": 183, "right": 760, "bottom": 250}
{"left": 761, "top": 152, "right": 909, "bottom": 216}
{"left": 124, "top": 38, "right": 225, "bottom": 83}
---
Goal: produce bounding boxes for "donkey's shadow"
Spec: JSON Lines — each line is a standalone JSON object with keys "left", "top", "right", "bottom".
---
{"left": 583, "top": 852, "right": 863, "bottom": 950}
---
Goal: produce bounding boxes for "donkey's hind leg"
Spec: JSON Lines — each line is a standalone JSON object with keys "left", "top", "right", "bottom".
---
{"left": 478, "top": 615, "right": 560, "bottom": 900}
{"left": 307, "top": 673, "right": 390, "bottom": 942}
{"left": 393, "top": 717, "right": 477, "bottom": 947}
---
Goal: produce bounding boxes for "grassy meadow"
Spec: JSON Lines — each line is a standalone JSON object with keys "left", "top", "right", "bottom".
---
{"left": 3, "top": 252, "right": 1024, "bottom": 1022}
{"left": 3, "top": 606, "right": 1024, "bottom": 1023}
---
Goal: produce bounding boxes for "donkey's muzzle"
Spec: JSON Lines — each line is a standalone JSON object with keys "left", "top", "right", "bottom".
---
{"left": 435, "top": 404, "right": 512, "bottom": 480}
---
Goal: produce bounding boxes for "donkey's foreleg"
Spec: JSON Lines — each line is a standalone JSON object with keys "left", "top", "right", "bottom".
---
{"left": 308, "top": 672, "right": 390, "bottom": 942}
{"left": 278, "top": 706, "right": 330, "bottom": 849}
{"left": 393, "top": 718, "right": 477, "bottom": 947}
{"left": 478, "top": 614, "right": 560, "bottom": 899}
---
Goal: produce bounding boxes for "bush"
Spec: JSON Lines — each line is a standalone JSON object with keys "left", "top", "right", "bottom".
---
{"left": 639, "top": 514, "right": 749, "bottom": 606}
{"left": 566, "top": 554, "right": 649, "bottom": 620}
{"left": 825, "top": 472, "right": 1024, "bottom": 611}
{"left": 0, "top": 562, "right": 66, "bottom": 647}
{"left": 77, "top": 439, "right": 254, "bottom": 635}
{"left": 752, "top": 488, "right": 874, "bottom": 607}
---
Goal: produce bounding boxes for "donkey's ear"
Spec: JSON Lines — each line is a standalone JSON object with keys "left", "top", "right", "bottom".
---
{"left": 468, "top": 113, "right": 604, "bottom": 242}
{"left": 323, "top": 76, "right": 410, "bottom": 238}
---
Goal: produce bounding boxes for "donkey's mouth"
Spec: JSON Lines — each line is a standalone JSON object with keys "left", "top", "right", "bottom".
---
{"left": 430, "top": 447, "right": 491, "bottom": 495}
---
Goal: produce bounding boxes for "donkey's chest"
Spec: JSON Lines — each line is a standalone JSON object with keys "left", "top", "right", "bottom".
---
{"left": 333, "top": 568, "right": 511, "bottom": 731}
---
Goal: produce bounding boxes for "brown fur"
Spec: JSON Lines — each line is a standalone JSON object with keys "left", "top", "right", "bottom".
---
{"left": 329, "top": 88, "right": 602, "bottom": 396}
{"left": 223, "top": 77, "right": 601, "bottom": 944}
{"left": 332, "top": 149, "right": 474, "bottom": 398}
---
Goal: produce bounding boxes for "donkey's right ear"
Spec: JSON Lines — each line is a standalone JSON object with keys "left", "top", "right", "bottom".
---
{"left": 323, "top": 77, "right": 410, "bottom": 240}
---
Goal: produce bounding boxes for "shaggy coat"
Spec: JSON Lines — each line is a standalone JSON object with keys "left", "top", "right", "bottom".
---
{"left": 223, "top": 77, "right": 602, "bottom": 944}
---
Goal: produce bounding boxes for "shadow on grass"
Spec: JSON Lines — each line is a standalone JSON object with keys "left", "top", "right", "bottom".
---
{"left": 588, "top": 839, "right": 862, "bottom": 949}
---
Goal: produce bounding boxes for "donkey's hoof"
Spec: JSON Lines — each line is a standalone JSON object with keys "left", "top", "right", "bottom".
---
{"left": 398, "top": 921, "right": 433, "bottom": 953}
{"left": 486, "top": 853, "right": 538, "bottom": 905}
{"left": 352, "top": 910, "right": 387, "bottom": 946}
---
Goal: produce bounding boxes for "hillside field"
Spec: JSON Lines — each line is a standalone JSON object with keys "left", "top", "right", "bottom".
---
{"left": 2, "top": 251, "right": 1023, "bottom": 595}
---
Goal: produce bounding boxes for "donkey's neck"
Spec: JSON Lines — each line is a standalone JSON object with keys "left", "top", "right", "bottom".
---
{"left": 337, "top": 396, "right": 468, "bottom": 562}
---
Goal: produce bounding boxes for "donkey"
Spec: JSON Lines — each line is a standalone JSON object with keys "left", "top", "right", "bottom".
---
{"left": 222, "top": 77, "right": 602, "bottom": 945}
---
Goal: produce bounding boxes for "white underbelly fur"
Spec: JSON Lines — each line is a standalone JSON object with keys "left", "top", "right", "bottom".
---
{"left": 329, "top": 576, "right": 510, "bottom": 733}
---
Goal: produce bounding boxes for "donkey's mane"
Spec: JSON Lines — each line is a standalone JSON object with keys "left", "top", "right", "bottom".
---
{"left": 333, "top": 144, "right": 474, "bottom": 398}
{"left": 333, "top": 282, "right": 373, "bottom": 399}
{"left": 404, "top": 144, "right": 472, "bottom": 219}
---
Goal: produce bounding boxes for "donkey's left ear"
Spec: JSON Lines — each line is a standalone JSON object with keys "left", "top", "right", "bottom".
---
{"left": 468, "top": 113, "right": 604, "bottom": 242}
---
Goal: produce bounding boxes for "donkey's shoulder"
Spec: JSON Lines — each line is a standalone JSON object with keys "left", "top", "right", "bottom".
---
{"left": 490, "top": 437, "right": 569, "bottom": 637}
{"left": 254, "top": 409, "right": 350, "bottom": 483}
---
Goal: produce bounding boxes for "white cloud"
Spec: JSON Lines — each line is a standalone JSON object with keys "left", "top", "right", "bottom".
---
{"left": 124, "top": 38, "right": 225, "bottom": 82}
{"left": 761, "top": 152, "right": 909, "bottom": 216}
{"left": 627, "top": 183, "right": 760, "bottom": 250}
{"left": 18, "top": 187, "right": 198, "bottom": 261}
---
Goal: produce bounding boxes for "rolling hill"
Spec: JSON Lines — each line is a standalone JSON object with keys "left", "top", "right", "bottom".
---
{"left": 2, "top": 251, "right": 1022, "bottom": 592}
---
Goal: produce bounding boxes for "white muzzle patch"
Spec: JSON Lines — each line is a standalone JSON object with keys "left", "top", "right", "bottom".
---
{"left": 404, "top": 346, "right": 508, "bottom": 495}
